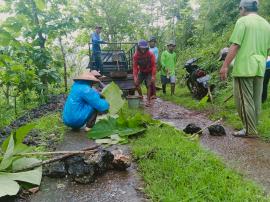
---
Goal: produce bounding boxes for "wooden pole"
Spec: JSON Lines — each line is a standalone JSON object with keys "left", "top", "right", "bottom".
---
{"left": 195, "top": 118, "right": 223, "bottom": 135}
{"left": 223, "top": 94, "right": 233, "bottom": 103}
{"left": 15, "top": 145, "right": 100, "bottom": 172}
{"left": 16, "top": 150, "right": 98, "bottom": 156}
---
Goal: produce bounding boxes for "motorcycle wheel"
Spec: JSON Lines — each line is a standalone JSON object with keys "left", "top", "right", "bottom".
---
{"left": 196, "top": 84, "right": 208, "bottom": 99}
{"left": 186, "top": 78, "right": 193, "bottom": 93}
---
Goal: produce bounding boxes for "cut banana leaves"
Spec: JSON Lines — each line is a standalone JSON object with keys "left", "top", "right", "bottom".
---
{"left": 88, "top": 117, "right": 145, "bottom": 140}
{"left": 95, "top": 134, "right": 128, "bottom": 145}
{"left": 101, "top": 82, "right": 125, "bottom": 115}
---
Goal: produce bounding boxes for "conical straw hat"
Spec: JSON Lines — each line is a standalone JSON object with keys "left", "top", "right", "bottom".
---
{"left": 73, "top": 71, "right": 100, "bottom": 82}
{"left": 90, "top": 70, "right": 102, "bottom": 77}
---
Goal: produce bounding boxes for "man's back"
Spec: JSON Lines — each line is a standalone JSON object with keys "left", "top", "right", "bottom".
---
{"left": 230, "top": 14, "right": 270, "bottom": 77}
{"left": 238, "top": 15, "right": 270, "bottom": 55}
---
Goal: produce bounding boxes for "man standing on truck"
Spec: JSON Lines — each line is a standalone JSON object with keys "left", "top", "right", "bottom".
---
{"left": 91, "top": 25, "right": 105, "bottom": 73}
{"left": 149, "top": 36, "right": 159, "bottom": 99}
{"left": 220, "top": 0, "right": 270, "bottom": 137}
{"left": 133, "top": 39, "right": 156, "bottom": 107}
{"left": 160, "top": 41, "right": 177, "bottom": 95}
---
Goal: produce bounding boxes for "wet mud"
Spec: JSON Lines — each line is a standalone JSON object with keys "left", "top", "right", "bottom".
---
{"left": 147, "top": 98, "right": 270, "bottom": 192}
{"left": 29, "top": 130, "right": 147, "bottom": 202}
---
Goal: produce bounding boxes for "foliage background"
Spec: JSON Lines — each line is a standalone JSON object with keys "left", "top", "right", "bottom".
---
{"left": 0, "top": 0, "right": 270, "bottom": 127}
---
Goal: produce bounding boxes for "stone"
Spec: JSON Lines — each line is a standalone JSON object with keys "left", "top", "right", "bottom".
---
{"left": 112, "top": 153, "right": 131, "bottom": 171}
{"left": 43, "top": 161, "right": 67, "bottom": 178}
{"left": 208, "top": 125, "right": 226, "bottom": 136}
{"left": 65, "top": 156, "right": 96, "bottom": 184}
{"left": 84, "top": 150, "right": 114, "bottom": 175}
{"left": 183, "top": 123, "right": 202, "bottom": 135}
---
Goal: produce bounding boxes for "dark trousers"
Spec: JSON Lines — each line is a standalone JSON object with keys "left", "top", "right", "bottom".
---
{"left": 92, "top": 52, "right": 103, "bottom": 73}
{"left": 262, "top": 69, "right": 270, "bottom": 103}
{"left": 86, "top": 111, "right": 98, "bottom": 128}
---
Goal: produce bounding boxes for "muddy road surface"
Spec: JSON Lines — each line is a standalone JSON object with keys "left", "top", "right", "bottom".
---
{"left": 147, "top": 98, "right": 270, "bottom": 193}
{"left": 29, "top": 131, "right": 147, "bottom": 202}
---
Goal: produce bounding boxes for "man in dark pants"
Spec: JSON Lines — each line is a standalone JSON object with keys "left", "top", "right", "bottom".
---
{"left": 160, "top": 41, "right": 177, "bottom": 95}
{"left": 91, "top": 25, "right": 105, "bottom": 73}
{"left": 133, "top": 40, "right": 156, "bottom": 107}
{"left": 262, "top": 57, "right": 270, "bottom": 103}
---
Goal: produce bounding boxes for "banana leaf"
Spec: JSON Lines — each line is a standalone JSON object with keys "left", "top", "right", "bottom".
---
{"left": 101, "top": 82, "right": 125, "bottom": 115}
{"left": 87, "top": 117, "right": 145, "bottom": 140}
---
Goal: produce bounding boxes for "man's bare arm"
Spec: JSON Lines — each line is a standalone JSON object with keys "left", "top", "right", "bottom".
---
{"left": 220, "top": 44, "right": 240, "bottom": 80}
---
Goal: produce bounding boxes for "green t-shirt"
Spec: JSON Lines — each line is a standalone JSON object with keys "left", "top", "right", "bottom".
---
{"left": 160, "top": 50, "right": 176, "bottom": 76}
{"left": 230, "top": 14, "right": 270, "bottom": 77}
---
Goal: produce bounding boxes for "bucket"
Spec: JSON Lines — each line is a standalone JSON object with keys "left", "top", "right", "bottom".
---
{"left": 126, "top": 95, "right": 141, "bottom": 109}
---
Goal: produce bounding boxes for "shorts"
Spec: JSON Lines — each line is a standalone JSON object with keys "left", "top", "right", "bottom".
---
{"left": 138, "top": 72, "right": 152, "bottom": 87}
{"left": 161, "top": 75, "right": 176, "bottom": 84}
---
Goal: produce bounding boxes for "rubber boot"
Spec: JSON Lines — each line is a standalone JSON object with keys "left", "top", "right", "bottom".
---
{"left": 171, "top": 84, "right": 175, "bottom": 96}
{"left": 162, "top": 84, "right": 166, "bottom": 94}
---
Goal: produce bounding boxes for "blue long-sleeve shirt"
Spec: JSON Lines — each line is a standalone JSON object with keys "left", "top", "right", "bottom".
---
{"left": 149, "top": 47, "right": 159, "bottom": 63}
{"left": 91, "top": 32, "right": 104, "bottom": 53}
{"left": 63, "top": 81, "right": 109, "bottom": 128}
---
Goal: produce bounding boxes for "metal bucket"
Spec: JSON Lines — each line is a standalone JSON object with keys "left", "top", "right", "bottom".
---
{"left": 126, "top": 95, "right": 141, "bottom": 109}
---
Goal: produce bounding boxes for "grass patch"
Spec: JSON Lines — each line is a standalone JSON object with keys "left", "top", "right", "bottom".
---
{"left": 0, "top": 101, "right": 39, "bottom": 129}
{"left": 157, "top": 84, "right": 270, "bottom": 140}
{"left": 132, "top": 125, "right": 269, "bottom": 201}
{"left": 30, "top": 112, "right": 67, "bottom": 151}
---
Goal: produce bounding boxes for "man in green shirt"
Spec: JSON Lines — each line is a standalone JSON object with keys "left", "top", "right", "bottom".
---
{"left": 220, "top": 0, "right": 270, "bottom": 137}
{"left": 160, "top": 41, "right": 177, "bottom": 95}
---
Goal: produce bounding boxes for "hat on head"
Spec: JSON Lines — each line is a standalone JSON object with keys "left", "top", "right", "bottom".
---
{"left": 149, "top": 36, "right": 157, "bottom": 42}
{"left": 95, "top": 25, "right": 103, "bottom": 29}
{"left": 167, "top": 40, "right": 176, "bottom": 46}
{"left": 138, "top": 39, "right": 149, "bottom": 48}
{"left": 218, "top": 47, "right": 229, "bottom": 61}
{"left": 240, "top": 0, "right": 259, "bottom": 9}
{"left": 90, "top": 70, "right": 102, "bottom": 77}
{"left": 74, "top": 71, "right": 100, "bottom": 82}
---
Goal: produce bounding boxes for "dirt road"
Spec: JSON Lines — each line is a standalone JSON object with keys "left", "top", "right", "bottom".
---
{"left": 29, "top": 131, "right": 147, "bottom": 202}
{"left": 147, "top": 98, "right": 270, "bottom": 193}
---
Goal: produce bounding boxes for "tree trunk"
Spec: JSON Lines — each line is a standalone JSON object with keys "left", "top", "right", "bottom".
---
{"left": 30, "top": 0, "right": 46, "bottom": 49}
{"left": 59, "top": 37, "right": 68, "bottom": 93}
{"left": 3, "top": 85, "right": 10, "bottom": 105}
{"left": 29, "top": 0, "right": 48, "bottom": 100}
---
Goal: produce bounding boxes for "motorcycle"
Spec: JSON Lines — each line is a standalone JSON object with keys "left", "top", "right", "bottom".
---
{"left": 184, "top": 58, "right": 213, "bottom": 100}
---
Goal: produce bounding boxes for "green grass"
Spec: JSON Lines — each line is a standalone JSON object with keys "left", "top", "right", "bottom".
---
{"left": 30, "top": 112, "right": 67, "bottom": 151}
{"left": 0, "top": 100, "right": 39, "bottom": 129}
{"left": 132, "top": 125, "right": 269, "bottom": 201}
{"left": 157, "top": 84, "right": 270, "bottom": 140}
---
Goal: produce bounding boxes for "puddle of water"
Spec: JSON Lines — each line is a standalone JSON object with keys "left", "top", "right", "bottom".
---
{"left": 29, "top": 131, "right": 147, "bottom": 202}
{"left": 147, "top": 98, "right": 270, "bottom": 192}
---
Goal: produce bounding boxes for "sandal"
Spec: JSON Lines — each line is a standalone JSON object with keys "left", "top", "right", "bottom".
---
{"left": 145, "top": 101, "right": 152, "bottom": 107}
{"left": 84, "top": 127, "right": 91, "bottom": 132}
{"left": 232, "top": 129, "right": 258, "bottom": 138}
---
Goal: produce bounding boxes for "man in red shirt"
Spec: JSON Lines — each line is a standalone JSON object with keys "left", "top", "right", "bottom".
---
{"left": 133, "top": 40, "right": 156, "bottom": 106}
